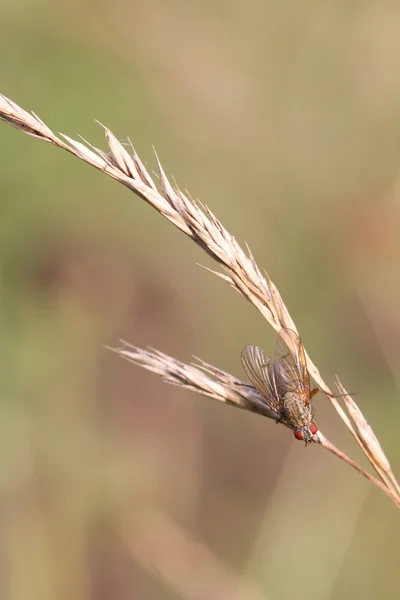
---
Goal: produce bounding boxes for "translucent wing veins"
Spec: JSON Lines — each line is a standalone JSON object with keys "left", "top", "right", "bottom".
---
{"left": 241, "top": 344, "right": 282, "bottom": 415}
{"left": 275, "top": 328, "right": 311, "bottom": 405}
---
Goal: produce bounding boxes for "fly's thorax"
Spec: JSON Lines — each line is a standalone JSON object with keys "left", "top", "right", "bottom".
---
{"left": 281, "top": 391, "right": 314, "bottom": 429}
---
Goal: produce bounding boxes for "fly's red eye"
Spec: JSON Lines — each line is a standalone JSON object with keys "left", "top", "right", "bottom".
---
{"left": 294, "top": 430, "right": 303, "bottom": 441}
{"left": 309, "top": 424, "right": 318, "bottom": 435}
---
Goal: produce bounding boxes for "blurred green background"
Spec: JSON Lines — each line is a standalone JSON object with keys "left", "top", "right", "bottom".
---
{"left": 1, "top": 1, "right": 400, "bottom": 599}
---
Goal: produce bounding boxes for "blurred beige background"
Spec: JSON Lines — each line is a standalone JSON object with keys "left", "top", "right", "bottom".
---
{"left": 1, "top": 1, "right": 400, "bottom": 599}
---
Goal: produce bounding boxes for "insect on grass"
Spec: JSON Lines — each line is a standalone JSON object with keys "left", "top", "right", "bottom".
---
{"left": 241, "top": 328, "right": 319, "bottom": 445}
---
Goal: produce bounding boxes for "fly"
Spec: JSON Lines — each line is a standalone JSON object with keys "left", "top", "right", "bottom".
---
{"left": 241, "top": 328, "right": 319, "bottom": 445}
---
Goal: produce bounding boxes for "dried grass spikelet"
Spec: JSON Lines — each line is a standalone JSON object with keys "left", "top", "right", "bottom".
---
{"left": 1, "top": 93, "right": 399, "bottom": 507}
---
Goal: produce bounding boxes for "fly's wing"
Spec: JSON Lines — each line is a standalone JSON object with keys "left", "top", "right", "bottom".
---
{"left": 241, "top": 344, "right": 282, "bottom": 414}
{"left": 275, "top": 328, "right": 311, "bottom": 405}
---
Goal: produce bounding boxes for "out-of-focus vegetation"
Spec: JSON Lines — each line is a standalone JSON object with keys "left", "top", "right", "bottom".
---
{"left": 1, "top": 2, "right": 400, "bottom": 599}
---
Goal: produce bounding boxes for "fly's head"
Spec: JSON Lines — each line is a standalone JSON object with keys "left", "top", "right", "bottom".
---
{"left": 294, "top": 423, "right": 318, "bottom": 446}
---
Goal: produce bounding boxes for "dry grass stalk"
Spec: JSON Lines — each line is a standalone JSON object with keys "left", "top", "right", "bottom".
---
{"left": 1, "top": 93, "right": 399, "bottom": 508}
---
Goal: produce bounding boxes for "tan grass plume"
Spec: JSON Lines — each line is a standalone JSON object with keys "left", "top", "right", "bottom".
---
{"left": 1, "top": 93, "right": 399, "bottom": 507}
